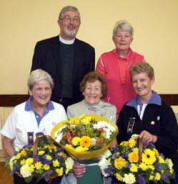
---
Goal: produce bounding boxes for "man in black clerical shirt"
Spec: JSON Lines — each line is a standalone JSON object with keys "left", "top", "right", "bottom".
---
{"left": 31, "top": 6, "right": 95, "bottom": 110}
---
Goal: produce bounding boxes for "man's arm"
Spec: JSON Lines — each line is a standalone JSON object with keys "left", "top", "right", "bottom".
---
{"left": 31, "top": 42, "right": 43, "bottom": 71}
{"left": 88, "top": 46, "right": 95, "bottom": 71}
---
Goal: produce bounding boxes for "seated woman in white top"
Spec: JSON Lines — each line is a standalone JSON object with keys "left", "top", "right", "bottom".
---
{"left": 0, "top": 69, "right": 67, "bottom": 184}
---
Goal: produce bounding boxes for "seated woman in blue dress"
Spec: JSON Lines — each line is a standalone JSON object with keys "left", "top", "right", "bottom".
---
{"left": 115, "top": 62, "right": 178, "bottom": 184}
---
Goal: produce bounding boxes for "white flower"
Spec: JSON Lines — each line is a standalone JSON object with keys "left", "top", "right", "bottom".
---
{"left": 20, "top": 164, "right": 32, "bottom": 178}
{"left": 55, "top": 125, "right": 67, "bottom": 142}
{"left": 65, "top": 157, "right": 74, "bottom": 174}
{"left": 165, "top": 158, "right": 173, "bottom": 169}
{"left": 93, "top": 121, "right": 115, "bottom": 139}
{"left": 98, "top": 150, "right": 112, "bottom": 177}
{"left": 55, "top": 132, "right": 63, "bottom": 143}
{"left": 92, "top": 138, "right": 96, "bottom": 146}
{"left": 131, "top": 134, "right": 139, "bottom": 140}
{"left": 100, "top": 150, "right": 112, "bottom": 159}
{"left": 123, "top": 173, "right": 136, "bottom": 184}
{"left": 98, "top": 157, "right": 111, "bottom": 177}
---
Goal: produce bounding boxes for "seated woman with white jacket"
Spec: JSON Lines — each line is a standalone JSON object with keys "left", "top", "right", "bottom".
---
{"left": 0, "top": 69, "right": 67, "bottom": 184}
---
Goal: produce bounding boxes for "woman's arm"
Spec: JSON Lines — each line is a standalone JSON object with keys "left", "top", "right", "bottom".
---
{"left": 3, "top": 136, "right": 15, "bottom": 157}
{"left": 155, "top": 105, "right": 178, "bottom": 152}
{"left": 96, "top": 56, "right": 106, "bottom": 76}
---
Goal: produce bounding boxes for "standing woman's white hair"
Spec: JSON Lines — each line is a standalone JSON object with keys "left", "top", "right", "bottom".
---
{"left": 112, "top": 20, "right": 134, "bottom": 37}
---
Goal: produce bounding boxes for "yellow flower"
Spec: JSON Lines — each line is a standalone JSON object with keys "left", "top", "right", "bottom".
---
{"left": 21, "top": 150, "right": 27, "bottom": 156}
{"left": 142, "top": 149, "right": 156, "bottom": 165}
{"left": 72, "top": 137, "right": 81, "bottom": 146}
{"left": 148, "top": 165, "right": 155, "bottom": 171}
{"left": 38, "top": 150, "right": 45, "bottom": 155}
{"left": 139, "top": 163, "right": 148, "bottom": 171}
{"left": 128, "top": 139, "right": 136, "bottom": 148}
{"left": 29, "top": 165, "right": 34, "bottom": 173}
{"left": 153, "top": 148, "right": 159, "bottom": 156}
{"left": 69, "top": 117, "right": 80, "bottom": 125}
{"left": 35, "top": 162, "right": 42, "bottom": 170}
{"left": 115, "top": 173, "right": 123, "bottom": 181}
{"left": 128, "top": 150, "right": 139, "bottom": 163}
{"left": 114, "top": 157, "right": 127, "bottom": 170}
{"left": 46, "top": 155, "right": 52, "bottom": 160}
{"left": 120, "top": 141, "right": 129, "bottom": 146}
{"left": 165, "top": 158, "right": 173, "bottom": 169}
{"left": 155, "top": 172, "right": 161, "bottom": 180}
{"left": 16, "top": 153, "right": 21, "bottom": 159}
{"left": 65, "top": 144, "right": 73, "bottom": 150}
{"left": 149, "top": 175, "right": 154, "bottom": 180}
{"left": 82, "top": 116, "right": 92, "bottom": 125}
{"left": 170, "top": 169, "right": 174, "bottom": 174}
{"left": 20, "top": 159, "right": 26, "bottom": 165}
{"left": 43, "top": 164, "right": 50, "bottom": 170}
{"left": 62, "top": 153, "right": 67, "bottom": 159}
{"left": 75, "top": 146, "right": 88, "bottom": 152}
{"left": 56, "top": 168, "right": 63, "bottom": 176}
{"left": 53, "top": 160, "right": 60, "bottom": 167}
{"left": 158, "top": 156, "right": 165, "bottom": 164}
{"left": 133, "top": 148, "right": 139, "bottom": 152}
{"left": 130, "top": 164, "right": 138, "bottom": 172}
{"left": 52, "top": 145, "right": 57, "bottom": 152}
{"left": 80, "top": 136, "right": 92, "bottom": 148}
{"left": 26, "top": 158, "right": 34, "bottom": 165}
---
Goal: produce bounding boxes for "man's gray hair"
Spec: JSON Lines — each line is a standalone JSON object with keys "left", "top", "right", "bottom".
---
{"left": 113, "top": 20, "right": 134, "bottom": 37}
{"left": 58, "top": 6, "right": 80, "bottom": 21}
{"left": 28, "top": 69, "right": 54, "bottom": 90}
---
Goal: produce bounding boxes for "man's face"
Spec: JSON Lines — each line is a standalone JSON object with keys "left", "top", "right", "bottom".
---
{"left": 58, "top": 10, "right": 80, "bottom": 40}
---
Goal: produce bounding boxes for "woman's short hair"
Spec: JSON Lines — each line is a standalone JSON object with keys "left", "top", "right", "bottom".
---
{"left": 113, "top": 20, "right": 134, "bottom": 37}
{"left": 80, "top": 71, "right": 107, "bottom": 99}
{"left": 28, "top": 69, "right": 54, "bottom": 90}
{"left": 129, "top": 62, "right": 154, "bottom": 80}
{"left": 58, "top": 6, "right": 80, "bottom": 22}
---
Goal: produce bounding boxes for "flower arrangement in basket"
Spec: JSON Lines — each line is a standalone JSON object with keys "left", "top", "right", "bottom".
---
{"left": 100, "top": 135, "right": 175, "bottom": 184}
{"left": 7, "top": 134, "right": 74, "bottom": 183}
{"left": 51, "top": 115, "right": 118, "bottom": 160}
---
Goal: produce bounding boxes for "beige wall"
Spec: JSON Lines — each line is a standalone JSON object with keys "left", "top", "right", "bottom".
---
{"left": 0, "top": 0, "right": 178, "bottom": 94}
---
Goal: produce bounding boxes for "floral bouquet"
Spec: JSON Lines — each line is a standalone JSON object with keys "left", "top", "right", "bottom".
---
{"left": 51, "top": 115, "right": 118, "bottom": 160}
{"left": 7, "top": 134, "right": 74, "bottom": 183}
{"left": 100, "top": 135, "right": 175, "bottom": 184}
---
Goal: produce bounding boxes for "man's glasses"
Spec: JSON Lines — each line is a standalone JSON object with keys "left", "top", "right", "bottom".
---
{"left": 62, "top": 16, "right": 80, "bottom": 24}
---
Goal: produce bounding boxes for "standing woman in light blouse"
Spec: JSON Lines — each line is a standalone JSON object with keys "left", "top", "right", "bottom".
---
{"left": 96, "top": 20, "right": 144, "bottom": 116}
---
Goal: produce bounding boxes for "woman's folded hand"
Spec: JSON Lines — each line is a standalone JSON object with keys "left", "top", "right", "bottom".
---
{"left": 73, "top": 162, "right": 86, "bottom": 178}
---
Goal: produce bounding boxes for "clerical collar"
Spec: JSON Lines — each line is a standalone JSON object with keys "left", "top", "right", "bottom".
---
{"left": 59, "top": 36, "right": 75, "bottom": 45}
